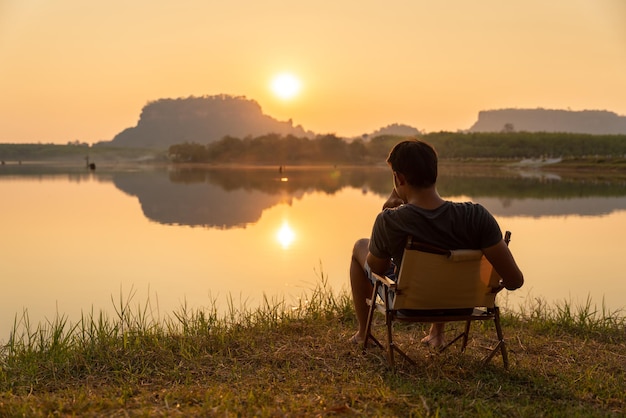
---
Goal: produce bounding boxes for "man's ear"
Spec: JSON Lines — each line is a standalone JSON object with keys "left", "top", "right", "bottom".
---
{"left": 394, "top": 171, "right": 407, "bottom": 186}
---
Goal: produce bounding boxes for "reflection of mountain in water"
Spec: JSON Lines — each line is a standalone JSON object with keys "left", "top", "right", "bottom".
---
{"left": 477, "top": 196, "right": 626, "bottom": 217}
{"left": 107, "top": 167, "right": 626, "bottom": 227}
{"left": 112, "top": 170, "right": 296, "bottom": 228}
{"left": 436, "top": 172, "right": 626, "bottom": 217}
{"left": 111, "top": 167, "right": 391, "bottom": 228}
{"left": 4, "top": 164, "right": 624, "bottom": 223}
{"left": 112, "top": 167, "right": 393, "bottom": 228}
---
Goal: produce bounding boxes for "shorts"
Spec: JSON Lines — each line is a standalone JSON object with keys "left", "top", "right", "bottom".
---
{"left": 364, "top": 261, "right": 397, "bottom": 300}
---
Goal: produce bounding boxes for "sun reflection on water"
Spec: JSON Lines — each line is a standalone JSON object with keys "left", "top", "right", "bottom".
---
{"left": 276, "top": 220, "right": 296, "bottom": 249}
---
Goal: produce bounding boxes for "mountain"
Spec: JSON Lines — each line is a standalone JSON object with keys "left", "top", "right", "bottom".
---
{"left": 469, "top": 108, "right": 626, "bottom": 134}
{"left": 98, "top": 95, "right": 314, "bottom": 149}
{"left": 359, "top": 123, "right": 422, "bottom": 140}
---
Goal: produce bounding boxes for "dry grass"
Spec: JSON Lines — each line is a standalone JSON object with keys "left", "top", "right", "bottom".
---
{"left": 1, "top": 282, "right": 624, "bottom": 417}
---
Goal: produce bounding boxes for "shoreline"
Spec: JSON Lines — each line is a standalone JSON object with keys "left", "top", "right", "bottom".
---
{"left": 2, "top": 156, "right": 626, "bottom": 169}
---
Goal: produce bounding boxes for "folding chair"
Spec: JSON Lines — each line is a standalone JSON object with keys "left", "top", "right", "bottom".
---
{"left": 363, "top": 232, "right": 512, "bottom": 370}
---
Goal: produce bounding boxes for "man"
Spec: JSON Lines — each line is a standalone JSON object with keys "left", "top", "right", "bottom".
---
{"left": 350, "top": 139, "right": 524, "bottom": 348}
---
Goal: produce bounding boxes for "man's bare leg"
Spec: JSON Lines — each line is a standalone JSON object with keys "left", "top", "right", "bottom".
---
{"left": 349, "top": 238, "right": 373, "bottom": 343}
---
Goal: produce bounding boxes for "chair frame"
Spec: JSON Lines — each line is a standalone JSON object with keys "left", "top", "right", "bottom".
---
{"left": 363, "top": 232, "right": 512, "bottom": 370}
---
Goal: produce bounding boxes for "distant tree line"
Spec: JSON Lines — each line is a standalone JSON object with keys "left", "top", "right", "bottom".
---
{"left": 168, "top": 133, "right": 383, "bottom": 164}
{"left": 3, "top": 131, "right": 626, "bottom": 164}
{"left": 168, "top": 132, "right": 626, "bottom": 164}
{"left": 425, "top": 132, "right": 626, "bottom": 159}
{"left": 0, "top": 143, "right": 90, "bottom": 161}
{"left": 0, "top": 143, "right": 161, "bottom": 163}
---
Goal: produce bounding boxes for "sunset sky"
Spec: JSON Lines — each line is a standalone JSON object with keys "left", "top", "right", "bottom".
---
{"left": 1, "top": 0, "right": 625, "bottom": 144}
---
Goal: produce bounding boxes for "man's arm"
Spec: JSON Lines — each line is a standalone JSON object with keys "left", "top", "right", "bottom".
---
{"left": 482, "top": 240, "right": 524, "bottom": 290}
{"left": 366, "top": 252, "right": 392, "bottom": 276}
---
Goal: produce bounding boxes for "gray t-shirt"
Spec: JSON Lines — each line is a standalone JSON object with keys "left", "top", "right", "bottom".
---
{"left": 368, "top": 201, "right": 502, "bottom": 266}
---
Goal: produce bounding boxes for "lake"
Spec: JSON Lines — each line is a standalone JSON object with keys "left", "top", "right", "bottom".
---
{"left": 1, "top": 163, "right": 625, "bottom": 342}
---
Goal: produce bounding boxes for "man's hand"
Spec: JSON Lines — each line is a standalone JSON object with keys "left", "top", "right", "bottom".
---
{"left": 383, "top": 189, "right": 404, "bottom": 209}
{"left": 490, "top": 282, "right": 504, "bottom": 294}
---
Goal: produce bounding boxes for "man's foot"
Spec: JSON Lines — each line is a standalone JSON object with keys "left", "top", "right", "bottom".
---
{"left": 349, "top": 332, "right": 364, "bottom": 345}
{"left": 421, "top": 334, "right": 445, "bottom": 350}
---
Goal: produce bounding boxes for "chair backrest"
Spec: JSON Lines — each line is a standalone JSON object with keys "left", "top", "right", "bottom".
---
{"left": 392, "top": 246, "right": 502, "bottom": 311}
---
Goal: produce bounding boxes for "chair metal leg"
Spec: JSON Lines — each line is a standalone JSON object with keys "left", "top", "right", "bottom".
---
{"left": 441, "top": 331, "right": 466, "bottom": 352}
{"left": 391, "top": 344, "right": 416, "bottom": 367}
{"left": 483, "top": 307, "right": 509, "bottom": 369}
{"left": 386, "top": 313, "right": 396, "bottom": 369}
{"left": 461, "top": 320, "right": 471, "bottom": 352}
{"left": 385, "top": 316, "right": 416, "bottom": 369}
{"left": 493, "top": 307, "right": 509, "bottom": 369}
{"left": 363, "top": 282, "right": 383, "bottom": 351}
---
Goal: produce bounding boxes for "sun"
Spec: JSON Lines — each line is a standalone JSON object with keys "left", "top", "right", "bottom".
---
{"left": 271, "top": 73, "right": 301, "bottom": 100}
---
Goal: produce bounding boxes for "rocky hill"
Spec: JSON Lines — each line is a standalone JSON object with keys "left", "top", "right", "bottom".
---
{"left": 98, "top": 95, "right": 314, "bottom": 149}
{"left": 469, "top": 108, "right": 626, "bottom": 134}
{"left": 96, "top": 97, "right": 626, "bottom": 151}
{"left": 358, "top": 123, "right": 421, "bottom": 140}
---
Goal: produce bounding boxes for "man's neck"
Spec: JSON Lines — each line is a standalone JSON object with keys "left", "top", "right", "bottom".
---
{"left": 404, "top": 186, "right": 445, "bottom": 210}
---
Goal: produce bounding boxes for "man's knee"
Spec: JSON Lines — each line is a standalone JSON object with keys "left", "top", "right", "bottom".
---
{"left": 352, "top": 238, "right": 369, "bottom": 268}
{"left": 352, "top": 238, "right": 369, "bottom": 256}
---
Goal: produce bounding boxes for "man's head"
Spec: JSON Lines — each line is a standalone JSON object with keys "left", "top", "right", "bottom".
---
{"left": 386, "top": 139, "right": 438, "bottom": 188}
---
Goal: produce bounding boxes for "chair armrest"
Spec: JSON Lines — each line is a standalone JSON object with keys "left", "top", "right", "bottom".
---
{"left": 371, "top": 272, "right": 396, "bottom": 288}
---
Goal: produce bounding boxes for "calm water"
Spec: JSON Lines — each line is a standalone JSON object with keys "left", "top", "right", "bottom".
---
{"left": 1, "top": 164, "right": 625, "bottom": 341}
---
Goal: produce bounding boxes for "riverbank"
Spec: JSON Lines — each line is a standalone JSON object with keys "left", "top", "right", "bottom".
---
{"left": 1, "top": 282, "right": 624, "bottom": 417}
{"left": 2, "top": 154, "right": 626, "bottom": 179}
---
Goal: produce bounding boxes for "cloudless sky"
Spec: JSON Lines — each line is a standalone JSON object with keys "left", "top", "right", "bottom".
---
{"left": 1, "top": 0, "right": 625, "bottom": 144}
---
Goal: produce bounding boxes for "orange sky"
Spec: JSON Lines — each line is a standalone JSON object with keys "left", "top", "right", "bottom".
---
{"left": 1, "top": 0, "right": 625, "bottom": 144}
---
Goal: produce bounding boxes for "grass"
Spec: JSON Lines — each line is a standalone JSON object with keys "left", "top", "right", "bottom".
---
{"left": 0, "top": 279, "right": 624, "bottom": 417}
{"left": 547, "top": 157, "right": 626, "bottom": 178}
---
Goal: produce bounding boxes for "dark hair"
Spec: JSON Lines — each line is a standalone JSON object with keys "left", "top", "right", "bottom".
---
{"left": 386, "top": 140, "right": 438, "bottom": 188}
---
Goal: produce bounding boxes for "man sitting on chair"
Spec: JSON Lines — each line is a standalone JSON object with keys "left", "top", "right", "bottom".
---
{"left": 349, "top": 139, "right": 524, "bottom": 348}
